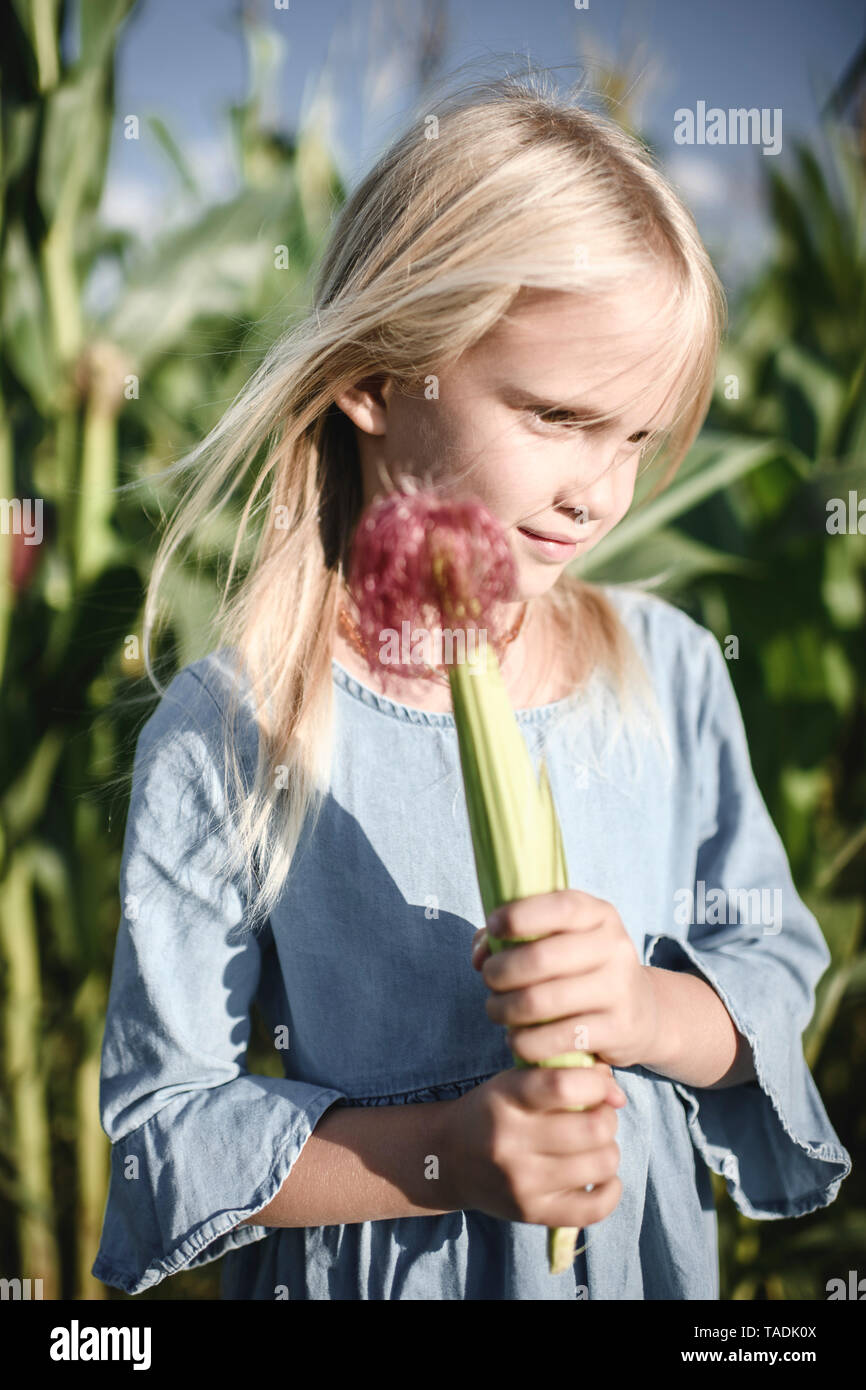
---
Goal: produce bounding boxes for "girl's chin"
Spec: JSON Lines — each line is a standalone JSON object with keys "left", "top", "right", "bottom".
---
{"left": 512, "top": 565, "right": 572, "bottom": 600}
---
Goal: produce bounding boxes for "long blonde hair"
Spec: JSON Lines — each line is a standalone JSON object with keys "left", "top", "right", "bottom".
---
{"left": 139, "top": 69, "right": 726, "bottom": 935}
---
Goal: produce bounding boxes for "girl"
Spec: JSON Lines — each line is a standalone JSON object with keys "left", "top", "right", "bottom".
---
{"left": 92, "top": 71, "right": 850, "bottom": 1300}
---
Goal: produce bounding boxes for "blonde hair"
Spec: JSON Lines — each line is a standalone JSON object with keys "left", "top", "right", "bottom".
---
{"left": 138, "top": 68, "right": 726, "bottom": 935}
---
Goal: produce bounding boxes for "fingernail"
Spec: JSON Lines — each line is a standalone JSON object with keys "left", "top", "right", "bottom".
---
{"left": 486, "top": 910, "right": 503, "bottom": 935}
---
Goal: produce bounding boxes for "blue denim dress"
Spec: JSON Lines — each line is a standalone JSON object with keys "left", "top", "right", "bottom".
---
{"left": 91, "top": 584, "right": 851, "bottom": 1299}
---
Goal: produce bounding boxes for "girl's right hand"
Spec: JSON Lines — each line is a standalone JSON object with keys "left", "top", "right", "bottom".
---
{"left": 442, "top": 1062, "right": 626, "bottom": 1229}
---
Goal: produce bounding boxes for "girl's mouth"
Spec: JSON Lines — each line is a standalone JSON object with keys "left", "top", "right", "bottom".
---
{"left": 517, "top": 525, "right": 582, "bottom": 561}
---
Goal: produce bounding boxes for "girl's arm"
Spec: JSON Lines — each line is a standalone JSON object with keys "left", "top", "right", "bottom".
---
{"left": 640, "top": 625, "right": 850, "bottom": 1220}
{"left": 640, "top": 964, "right": 757, "bottom": 1090}
{"left": 92, "top": 666, "right": 351, "bottom": 1295}
{"left": 239, "top": 1099, "right": 461, "bottom": 1228}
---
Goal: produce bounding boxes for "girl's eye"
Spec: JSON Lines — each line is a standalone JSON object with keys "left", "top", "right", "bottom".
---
{"left": 529, "top": 408, "right": 584, "bottom": 430}
{"left": 529, "top": 408, "right": 651, "bottom": 447}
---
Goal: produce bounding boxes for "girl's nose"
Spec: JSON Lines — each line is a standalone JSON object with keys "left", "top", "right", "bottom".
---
{"left": 559, "top": 458, "right": 621, "bottom": 525}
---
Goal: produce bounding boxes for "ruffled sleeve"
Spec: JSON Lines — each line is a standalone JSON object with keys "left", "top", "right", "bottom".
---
{"left": 644, "top": 630, "right": 851, "bottom": 1220}
{"left": 91, "top": 664, "right": 348, "bottom": 1295}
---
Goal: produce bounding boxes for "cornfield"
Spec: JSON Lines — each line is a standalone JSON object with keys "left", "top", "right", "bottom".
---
{"left": 0, "top": 2, "right": 863, "bottom": 1300}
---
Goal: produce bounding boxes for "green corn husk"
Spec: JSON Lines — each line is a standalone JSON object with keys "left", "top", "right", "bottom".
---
{"left": 448, "top": 638, "right": 596, "bottom": 1276}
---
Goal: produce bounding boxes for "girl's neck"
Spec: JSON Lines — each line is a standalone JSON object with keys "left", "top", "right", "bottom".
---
{"left": 332, "top": 592, "right": 578, "bottom": 713}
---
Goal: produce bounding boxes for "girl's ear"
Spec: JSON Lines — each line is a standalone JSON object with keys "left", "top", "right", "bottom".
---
{"left": 334, "top": 375, "right": 392, "bottom": 436}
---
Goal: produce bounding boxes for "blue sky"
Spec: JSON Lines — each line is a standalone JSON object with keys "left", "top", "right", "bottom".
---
{"left": 75, "top": 0, "right": 865, "bottom": 298}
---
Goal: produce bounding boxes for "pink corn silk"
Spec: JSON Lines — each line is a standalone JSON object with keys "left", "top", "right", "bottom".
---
{"left": 345, "top": 488, "right": 519, "bottom": 691}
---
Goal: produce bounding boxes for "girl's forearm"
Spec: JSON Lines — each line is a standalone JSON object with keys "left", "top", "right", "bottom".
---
{"left": 237, "top": 965, "right": 753, "bottom": 1235}
{"left": 237, "top": 1098, "right": 463, "bottom": 1229}
{"left": 640, "top": 965, "right": 758, "bottom": 1090}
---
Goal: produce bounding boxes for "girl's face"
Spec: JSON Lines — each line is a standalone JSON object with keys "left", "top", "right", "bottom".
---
{"left": 337, "top": 281, "right": 682, "bottom": 601}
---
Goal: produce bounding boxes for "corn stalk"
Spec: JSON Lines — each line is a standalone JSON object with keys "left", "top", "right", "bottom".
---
{"left": 0, "top": 0, "right": 344, "bottom": 1300}
{"left": 0, "top": 849, "right": 60, "bottom": 1297}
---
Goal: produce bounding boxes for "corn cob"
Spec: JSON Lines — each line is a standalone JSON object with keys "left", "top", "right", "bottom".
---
{"left": 448, "top": 639, "right": 595, "bottom": 1275}
{"left": 347, "top": 483, "right": 597, "bottom": 1275}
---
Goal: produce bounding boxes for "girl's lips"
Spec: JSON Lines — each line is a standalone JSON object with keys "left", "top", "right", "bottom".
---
{"left": 517, "top": 525, "right": 583, "bottom": 561}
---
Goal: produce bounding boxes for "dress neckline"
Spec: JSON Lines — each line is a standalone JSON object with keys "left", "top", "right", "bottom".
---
{"left": 331, "top": 655, "right": 596, "bottom": 728}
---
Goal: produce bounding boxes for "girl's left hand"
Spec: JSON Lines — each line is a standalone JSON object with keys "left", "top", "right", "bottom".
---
{"left": 471, "top": 889, "right": 660, "bottom": 1071}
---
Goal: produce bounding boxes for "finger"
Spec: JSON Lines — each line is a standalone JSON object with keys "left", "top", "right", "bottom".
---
{"left": 536, "top": 1143, "right": 622, "bottom": 1191}
{"left": 505, "top": 1013, "right": 607, "bottom": 1064}
{"left": 485, "top": 974, "right": 607, "bottom": 1028}
{"left": 532, "top": 1106, "right": 622, "bottom": 1155}
{"left": 486, "top": 888, "right": 609, "bottom": 944}
{"left": 511, "top": 1062, "right": 614, "bottom": 1113}
{"left": 535, "top": 1175, "right": 623, "bottom": 1230}
{"left": 481, "top": 931, "right": 604, "bottom": 990}
{"left": 471, "top": 929, "right": 491, "bottom": 970}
